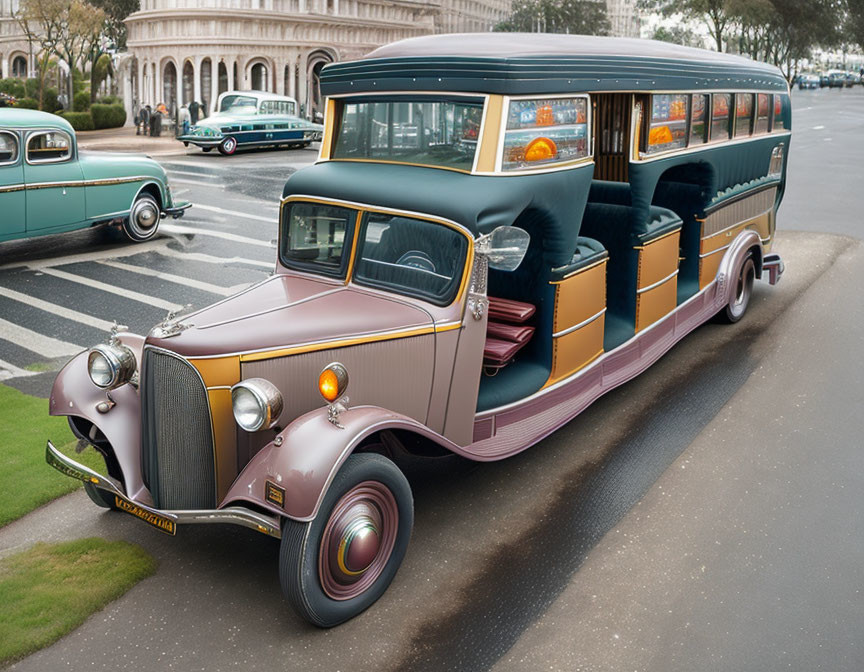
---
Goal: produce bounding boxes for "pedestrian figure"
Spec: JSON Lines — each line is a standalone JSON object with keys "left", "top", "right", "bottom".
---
{"left": 189, "top": 100, "right": 200, "bottom": 125}
{"left": 179, "top": 103, "right": 191, "bottom": 135}
{"left": 151, "top": 109, "right": 163, "bottom": 137}
{"left": 139, "top": 105, "right": 151, "bottom": 136}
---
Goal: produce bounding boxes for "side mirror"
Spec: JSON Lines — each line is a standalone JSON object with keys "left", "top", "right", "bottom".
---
{"left": 476, "top": 226, "right": 530, "bottom": 272}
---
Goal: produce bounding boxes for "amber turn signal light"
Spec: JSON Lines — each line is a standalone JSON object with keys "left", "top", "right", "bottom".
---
{"left": 319, "top": 363, "right": 349, "bottom": 403}
{"left": 524, "top": 136, "right": 557, "bottom": 162}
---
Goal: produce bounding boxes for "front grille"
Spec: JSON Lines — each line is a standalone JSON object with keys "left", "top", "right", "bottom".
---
{"left": 141, "top": 348, "right": 216, "bottom": 510}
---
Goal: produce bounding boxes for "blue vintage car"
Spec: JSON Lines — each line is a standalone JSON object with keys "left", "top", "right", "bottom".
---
{"left": 1, "top": 109, "right": 190, "bottom": 245}
{"left": 177, "top": 91, "right": 324, "bottom": 155}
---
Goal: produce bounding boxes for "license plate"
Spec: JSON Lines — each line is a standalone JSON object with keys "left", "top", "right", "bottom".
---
{"left": 113, "top": 495, "right": 177, "bottom": 535}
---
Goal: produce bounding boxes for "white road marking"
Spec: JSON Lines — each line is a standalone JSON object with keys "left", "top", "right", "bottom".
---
{"left": 0, "top": 239, "right": 171, "bottom": 272}
{"left": 98, "top": 259, "right": 249, "bottom": 296}
{"left": 812, "top": 125, "right": 825, "bottom": 130}
{"left": 0, "top": 357, "right": 38, "bottom": 380}
{"left": 167, "top": 168, "right": 219, "bottom": 179}
{"left": 171, "top": 177, "right": 226, "bottom": 189}
{"left": 160, "top": 223, "right": 274, "bottom": 248}
{"left": 0, "top": 318, "right": 83, "bottom": 358}
{"left": 0, "top": 286, "right": 115, "bottom": 331}
{"left": 192, "top": 203, "right": 276, "bottom": 223}
{"left": 154, "top": 245, "right": 273, "bottom": 269}
{"left": 37, "top": 267, "right": 184, "bottom": 312}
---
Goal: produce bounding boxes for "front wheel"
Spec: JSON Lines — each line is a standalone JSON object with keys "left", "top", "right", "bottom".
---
{"left": 202, "top": 147, "right": 213, "bottom": 153}
{"left": 279, "top": 453, "right": 413, "bottom": 627}
{"left": 83, "top": 482, "right": 118, "bottom": 509}
{"left": 122, "top": 193, "right": 161, "bottom": 242}
{"left": 717, "top": 254, "right": 756, "bottom": 323}
{"left": 218, "top": 136, "right": 237, "bottom": 155}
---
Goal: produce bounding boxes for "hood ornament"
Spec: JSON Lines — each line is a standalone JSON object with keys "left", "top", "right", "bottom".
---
{"left": 150, "top": 310, "right": 193, "bottom": 339}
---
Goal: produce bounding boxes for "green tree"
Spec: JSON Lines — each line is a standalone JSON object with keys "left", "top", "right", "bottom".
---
{"left": 651, "top": 24, "right": 705, "bottom": 47}
{"left": 89, "top": 0, "right": 138, "bottom": 51}
{"left": 496, "top": 0, "right": 610, "bottom": 35}
{"left": 13, "top": 0, "right": 67, "bottom": 110}
{"left": 639, "top": 0, "right": 733, "bottom": 50}
{"left": 55, "top": 0, "right": 106, "bottom": 108}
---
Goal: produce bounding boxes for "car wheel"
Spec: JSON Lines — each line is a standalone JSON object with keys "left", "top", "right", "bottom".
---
{"left": 717, "top": 254, "right": 756, "bottom": 324}
{"left": 123, "top": 192, "right": 161, "bottom": 242}
{"left": 202, "top": 147, "right": 213, "bottom": 153}
{"left": 279, "top": 453, "right": 413, "bottom": 627}
{"left": 83, "top": 482, "right": 118, "bottom": 509}
{"left": 218, "top": 136, "right": 238, "bottom": 155}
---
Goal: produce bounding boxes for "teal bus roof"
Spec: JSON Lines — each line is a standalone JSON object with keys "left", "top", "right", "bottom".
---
{"left": 0, "top": 108, "right": 75, "bottom": 132}
{"left": 321, "top": 34, "right": 789, "bottom": 97}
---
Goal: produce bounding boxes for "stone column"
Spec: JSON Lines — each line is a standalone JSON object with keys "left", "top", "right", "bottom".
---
{"left": 154, "top": 59, "right": 162, "bottom": 107}
{"left": 122, "top": 63, "right": 133, "bottom": 126}
{"left": 298, "top": 52, "right": 308, "bottom": 118}
{"left": 227, "top": 56, "right": 235, "bottom": 92}
{"left": 287, "top": 53, "right": 296, "bottom": 100}
{"left": 1, "top": 56, "right": 7, "bottom": 81}
{"left": 210, "top": 57, "right": 219, "bottom": 115}
{"left": 193, "top": 55, "right": 202, "bottom": 104}
{"left": 137, "top": 58, "right": 145, "bottom": 106}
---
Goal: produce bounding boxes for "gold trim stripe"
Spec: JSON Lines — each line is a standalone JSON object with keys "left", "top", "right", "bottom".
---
{"left": 0, "top": 175, "right": 152, "bottom": 194}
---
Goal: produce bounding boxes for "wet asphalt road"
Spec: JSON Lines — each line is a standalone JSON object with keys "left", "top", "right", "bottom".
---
{"left": 1, "top": 89, "right": 863, "bottom": 671}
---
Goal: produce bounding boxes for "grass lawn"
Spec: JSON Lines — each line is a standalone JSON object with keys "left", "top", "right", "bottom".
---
{"left": 0, "top": 384, "right": 107, "bottom": 527}
{"left": 0, "top": 538, "right": 156, "bottom": 665}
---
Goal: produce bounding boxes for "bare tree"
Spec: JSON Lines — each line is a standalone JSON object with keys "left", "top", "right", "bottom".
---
{"left": 55, "top": 0, "right": 106, "bottom": 108}
{"left": 13, "top": 0, "right": 67, "bottom": 109}
{"left": 639, "top": 0, "right": 734, "bottom": 50}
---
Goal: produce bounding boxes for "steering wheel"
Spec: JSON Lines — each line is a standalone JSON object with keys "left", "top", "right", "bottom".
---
{"left": 396, "top": 250, "right": 437, "bottom": 273}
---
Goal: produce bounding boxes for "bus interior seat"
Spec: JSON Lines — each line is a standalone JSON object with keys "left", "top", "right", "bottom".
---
{"left": 483, "top": 297, "right": 536, "bottom": 368}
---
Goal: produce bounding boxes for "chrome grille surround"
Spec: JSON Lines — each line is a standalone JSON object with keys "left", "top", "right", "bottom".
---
{"left": 141, "top": 346, "right": 217, "bottom": 510}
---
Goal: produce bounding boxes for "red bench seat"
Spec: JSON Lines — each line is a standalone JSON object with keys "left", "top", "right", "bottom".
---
{"left": 483, "top": 297, "right": 536, "bottom": 366}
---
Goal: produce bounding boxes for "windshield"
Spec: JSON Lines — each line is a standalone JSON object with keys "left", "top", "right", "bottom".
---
{"left": 353, "top": 212, "right": 468, "bottom": 305}
{"left": 280, "top": 202, "right": 356, "bottom": 278}
{"left": 220, "top": 95, "right": 258, "bottom": 114}
{"left": 332, "top": 98, "right": 484, "bottom": 171}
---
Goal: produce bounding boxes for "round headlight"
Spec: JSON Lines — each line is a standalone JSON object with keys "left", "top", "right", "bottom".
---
{"left": 231, "top": 378, "right": 283, "bottom": 432}
{"left": 87, "top": 344, "right": 136, "bottom": 389}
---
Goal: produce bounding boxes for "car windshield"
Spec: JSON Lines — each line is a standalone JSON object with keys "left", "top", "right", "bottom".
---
{"left": 220, "top": 95, "right": 258, "bottom": 114}
{"left": 280, "top": 202, "right": 356, "bottom": 278}
{"left": 353, "top": 212, "right": 468, "bottom": 305}
{"left": 332, "top": 97, "right": 484, "bottom": 171}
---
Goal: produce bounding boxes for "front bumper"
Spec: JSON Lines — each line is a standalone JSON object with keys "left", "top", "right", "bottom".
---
{"left": 762, "top": 252, "right": 785, "bottom": 285}
{"left": 176, "top": 135, "right": 222, "bottom": 147}
{"left": 46, "top": 441, "right": 281, "bottom": 538}
{"left": 162, "top": 201, "right": 192, "bottom": 219}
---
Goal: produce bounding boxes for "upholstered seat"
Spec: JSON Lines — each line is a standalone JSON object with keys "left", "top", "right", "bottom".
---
{"left": 483, "top": 297, "right": 537, "bottom": 367}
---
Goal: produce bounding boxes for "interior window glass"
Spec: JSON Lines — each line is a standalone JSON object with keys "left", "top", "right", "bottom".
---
{"left": 644, "top": 94, "right": 688, "bottom": 154}
{"left": 735, "top": 93, "right": 754, "bottom": 137}
{"left": 710, "top": 94, "right": 731, "bottom": 142}
{"left": 220, "top": 94, "right": 257, "bottom": 114}
{"left": 354, "top": 212, "right": 467, "bottom": 305}
{"left": 773, "top": 94, "right": 787, "bottom": 131}
{"left": 280, "top": 202, "right": 354, "bottom": 277}
{"left": 503, "top": 97, "right": 589, "bottom": 170}
{"left": 260, "top": 102, "right": 273, "bottom": 114}
{"left": 690, "top": 94, "right": 707, "bottom": 145}
{"left": 755, "top": 94, "right": 770, "bottom": 134}
{"left": 332, "top": 98, "right": 483, "bottom": 171}
{"left": 0, "top": 132, "right": 18, "bottom": 163}
{"left": 27, "top": 131, "right": 71, "bottom": 163}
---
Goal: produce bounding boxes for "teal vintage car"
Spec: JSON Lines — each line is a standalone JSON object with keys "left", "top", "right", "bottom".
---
{"left": 0, "top": 109, "right": 190, "bottom": 245}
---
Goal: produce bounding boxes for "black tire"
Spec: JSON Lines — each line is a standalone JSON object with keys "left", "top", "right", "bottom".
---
{"left": 84, "top": 482, "right": 118, "bottom": 509}
{"left": 716, "top": 254, "right": 756, "bottom": 324}
{"left": 218, "top": 136, "right": 238, "bottom": 155}
{"left": 122, "top": 192, "right": 161, "bottom": 242}
{"left": 279, "top": 453, "right": 413, "bottom": 627}
{"left": 202, "top": 147, "right": 213, "bottom": 153}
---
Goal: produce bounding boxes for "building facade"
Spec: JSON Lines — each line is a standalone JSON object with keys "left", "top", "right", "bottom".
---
{"left": 0, "top": 0, "right": 31, "bottom": 80}
{"left": 605, "top": 0, "right": 641, "bottom": 39}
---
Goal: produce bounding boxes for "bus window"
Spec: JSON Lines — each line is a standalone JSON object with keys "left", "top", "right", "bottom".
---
{"left": 690, "top": 94, "right": 708, "bottom": 145}
{"left": 735, "top": 94, "right": 754, "bottom": 137}
{"left": 503, "top": 96, "right": 589, "bottom": 170}
{"left": 710, "top": 94, "right": 731, "bottom": 142}
{"left": 755, "top": 94, "right": 770, "bottom": 134}
{"left": 644, "top": 94, "right": 688, "bottom": 154}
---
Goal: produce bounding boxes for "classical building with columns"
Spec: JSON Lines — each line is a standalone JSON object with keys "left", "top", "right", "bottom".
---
{"left": 0, "top": 0, "right": 32, "bottom": 81}
{"left": 121, "top": 0, "right": 511, "bottom": 122}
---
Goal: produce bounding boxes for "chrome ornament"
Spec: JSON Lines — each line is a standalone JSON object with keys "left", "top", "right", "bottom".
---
{"left": 150, "top": 310, "right": 193, "bottom": 338}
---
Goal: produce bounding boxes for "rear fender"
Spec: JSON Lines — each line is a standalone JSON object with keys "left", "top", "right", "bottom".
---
{"left": 716, "top": 230, "right": 762, "bottom": 307}
{"left": 223, "top": 405, "right": 459, "bottom": 522}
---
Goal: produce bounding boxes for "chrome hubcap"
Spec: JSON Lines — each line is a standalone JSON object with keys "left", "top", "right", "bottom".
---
{"left": 135, "top": 204, "right": 157, "bottom": 229}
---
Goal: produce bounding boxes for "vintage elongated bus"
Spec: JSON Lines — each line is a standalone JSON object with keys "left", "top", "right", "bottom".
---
{"left": 47, "top": 34, "right": 788, "bottom": 627}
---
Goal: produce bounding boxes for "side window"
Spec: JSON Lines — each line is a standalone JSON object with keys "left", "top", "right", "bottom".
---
{"left": 710, "top": 94, "right": 731, "bottom": 142}
{"left": 690, "top": 94, "right": 708, "bottom": 146}
{"left": 773, "top": 94, "right": 788, "bottom": 131}
{"left": 0, "top": 131, "right": 19, "bottom": 165}
{"left": 644, "top": 94, "right": 688, "bottom": 155}
{"left": 260, "top": 101, "right": 273, "bottom": 114}
{"left": 735, "top": 93, "right": 754, "bottom": 137}
{"left": 27, "top": 130, "right": 72, "bottom": 163}
{"left": 502, "top": 96, "right": 589, "bottom": 170}
{"left": 755, "top": 94, "right": 770, "bottom": 134}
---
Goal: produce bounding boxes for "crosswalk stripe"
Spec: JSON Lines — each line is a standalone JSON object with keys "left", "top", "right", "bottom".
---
{"left": 0, "top": 318, "right": 83, "bottom": 359}
{"left": 0, "top": 239, "right": 170, "bottom": 272}
{"left": 38, "top": 267, "right": 184, "bottom": 312}
{"left": 0, "top": 286, "right": 115, "bottom": 331}
{"left": 0, "top": 357, "right": 38, "bottom": 380}
{"left": 98, "top": 260, "right": 248, "bottom": 296}
{"left": 170, "top": 177, "right": 226, "bottom": 189}
{"left": 192, "top": 203, "right": 276, "bottom": 223}
{"left": 160, "top": 223, "right": 274, "bottom": 248}
{"left": 154, "top": 246, "right": 273, "bottom": 270}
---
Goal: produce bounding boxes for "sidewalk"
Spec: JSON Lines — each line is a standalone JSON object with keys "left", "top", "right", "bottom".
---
{"left": 76, "top": 126, "right": 189, "bottom": 156}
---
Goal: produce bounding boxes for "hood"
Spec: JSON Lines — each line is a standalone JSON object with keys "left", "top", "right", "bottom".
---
{"left": 145, "top": 274, "right": 433, "bottom": 358}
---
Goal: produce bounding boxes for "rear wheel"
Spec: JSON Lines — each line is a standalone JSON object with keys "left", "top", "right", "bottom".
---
{"left": 279, "top": 453, "right": 413, "bottom": 627}
{"left": 122, "top": 192, "right": 160, "bottom": 242}
{"left": 717, "top": 254, "right": 756, "bottom": 323}
{"left": 218, "top": 136, "right": 237, "bottom": 155}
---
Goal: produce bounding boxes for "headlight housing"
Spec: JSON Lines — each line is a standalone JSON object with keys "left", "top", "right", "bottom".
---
{"left": 231, "top": 378, "right": 284, "bottom": 432}
{"left": 87, "top": 344, "right": 136, "bottom": 389}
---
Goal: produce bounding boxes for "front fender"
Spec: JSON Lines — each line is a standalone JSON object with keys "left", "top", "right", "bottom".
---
{"left": 49, "top": 335, "right": 148, "bottom": 501}
{"left": 716, "top": 229, "right": 762, "bottom": 307}
{"left": 223, "top": 405, "right": 458, "bottom": 522}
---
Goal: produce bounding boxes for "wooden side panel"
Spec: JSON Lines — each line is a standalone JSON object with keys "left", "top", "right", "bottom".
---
{"left": 549, "top": 316, "right": 605, "bottom": 385}
{"left": 637, "top": 230, "right": 680, "bottom": 290}
{"left": 552, "top": 261, "right": 606, "bottom": 332}
{"left": 208, "top": 388, "right": 237, "bottom": 501}
{"left": 475, "top": 95, "right": 504, "bottom": 172}
{"left": 636, "top": 275, "right": 678, "bottom": 332}
{"left": 698, "top": 211, "right": 772, "bottom": 288}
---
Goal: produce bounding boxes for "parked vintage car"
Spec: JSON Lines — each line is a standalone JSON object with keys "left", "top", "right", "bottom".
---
{"left": 177, "top": 90, "right": 324, "bottom": 155}
{"left": 1, "top": 109, "right": 190, "bottom": 245}
{"left": 797, "top": 73, "right": 820, "bottom": 89}
{"left": 47, "top": 34, "right": 788, "bottom": 627}
{"left": 824, "top": 70, "right": 847, "bottom": 88}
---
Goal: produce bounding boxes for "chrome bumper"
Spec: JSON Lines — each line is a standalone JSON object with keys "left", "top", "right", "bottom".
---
{"left": 46, "top": 441, "right": 281, "bottom": 538}
{"left": 762, "top": 253, "right": 785, "bottom": 285}
{"left": 162, "top": 201, "right": 192, "bottom": 219}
